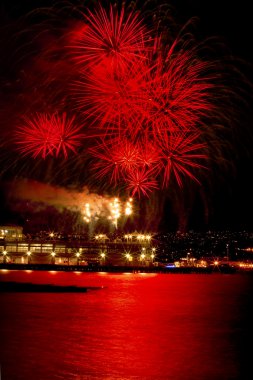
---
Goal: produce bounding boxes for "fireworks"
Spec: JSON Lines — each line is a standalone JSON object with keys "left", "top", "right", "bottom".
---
{"left": 72, "top": 3, "right": 150, "bottom": 72}
{"left": 125, "top": 198, "right": 133, "bottom": 216}
{"left": 69, "top": 3, "right": 219, "bottom": 197}
{"left": 83, "top": 203, "right": 91, "bottom": 223}
{"left": 81, "top": 194, "right": 134, "bottom": 230}
{"left": 109, "top": 197, "right": 121, "bottom": 229}
{"left": 126, "top": 167, "right": 159, "bottom": 197}
{"left": 1, "top": 0, "right": 249, "bottom": 231}
{"left": 16, "top": 113, "right": 85, "bottom": 159}
{"left": 159, "top": 131, "right": 208, "bottom": 188}
{"left": 12, "top": 3, "right": 225, "bottom": 193}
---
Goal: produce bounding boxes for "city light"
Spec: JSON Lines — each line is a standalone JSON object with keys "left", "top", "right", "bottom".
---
{"left": 125, "top": 253, "right": 133, "bottom": 262}
{"left": 1, "top": 227, "right": 253, "bottom": 271}
{"left": 95, "top": 234, "right": 108, "bottom": 242}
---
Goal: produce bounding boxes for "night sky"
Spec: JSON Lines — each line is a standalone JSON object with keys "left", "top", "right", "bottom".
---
{"left": 167, "top": 0, "right": 253, "bottom": 231}
{"left": 0, "top": 0, "right": 253, "bottom": 232}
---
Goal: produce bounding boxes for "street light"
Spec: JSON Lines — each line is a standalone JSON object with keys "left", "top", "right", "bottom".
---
{"left": 140, "top": 253, "right": 146, "bottom": 266}
{"left": 2, "top": 250, "right": 7, "bottom": 264}
{"left": 100, "top": 252, "right": 106, "bottom": 266}
{"left": 125, "top": 253, "right": 133, "bottom": 265}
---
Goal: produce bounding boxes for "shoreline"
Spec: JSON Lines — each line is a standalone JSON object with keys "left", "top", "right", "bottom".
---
{"left": 0, "top": 263, "right": 246, "bottom": 274}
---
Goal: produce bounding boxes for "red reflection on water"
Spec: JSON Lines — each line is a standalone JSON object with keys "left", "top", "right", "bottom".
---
{"left": 1, "top": 271, "right": 252, "bottom": 379}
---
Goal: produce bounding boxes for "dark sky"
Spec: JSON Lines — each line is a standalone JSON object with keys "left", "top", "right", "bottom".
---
{"left": 159, "top": 1, "right": 253, "bottom": 231}
{"left": 0, "top": 0, "right": 253, "bottom": 232}
{"left": 173, "top": 0, "right": 253, "bottom": 60}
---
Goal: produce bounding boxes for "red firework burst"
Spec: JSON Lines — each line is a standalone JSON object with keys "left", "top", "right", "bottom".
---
{"left": 16, "top": 113, "right": 84, "bottom": 159}
{"left": 89, "top": 138, "right": 140, "bottom": 185}
{"left": 159, "top": 132, "right": 208, "bottom": 187}
{"left": 72, "top": 3, "right": 150, "bottom": 71}
{"left": 137, "top": 138, "right": 162, "bottom": 171}
{"left": 116, "top": 139, "right": 140, "bottom": 172}
{"left": 89, "top": 139, "right": 122, "bottom": 184}
{"left": 73, "top": 47, "right": 215, "bottom": 147}
{"left": 126, "top": 167, "right": 159, "bottom": 198}
{"left": 137, "top": 52, "right": 215, "bottom": 142}
{"left": 73, "top": 60, "right": 148, "bottom": 135}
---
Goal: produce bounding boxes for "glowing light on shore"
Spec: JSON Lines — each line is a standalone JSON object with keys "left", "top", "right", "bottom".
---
{"left": 125, "top": 253, "right": 133, "bottom": 262}
{"left": 137, "top": 234, "right": 152, "bottom": 242}
{"left": 95, "top": 234, "right": 108, "bottom": 241}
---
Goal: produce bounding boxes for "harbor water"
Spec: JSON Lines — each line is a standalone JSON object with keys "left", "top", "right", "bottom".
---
{"left": 1, "top": 270, "right": 253, "bottom": 380}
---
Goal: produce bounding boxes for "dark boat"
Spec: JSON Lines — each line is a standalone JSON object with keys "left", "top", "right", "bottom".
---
{"left": 0, "top": 281, "right": 103, "bottom": 292}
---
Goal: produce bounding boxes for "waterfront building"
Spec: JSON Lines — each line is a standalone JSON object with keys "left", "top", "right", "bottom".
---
{"left": 0, "top": 225, "right": 24, "bottom": 241}
{"left": 0, "top": 237, "right": 157, "bottom": 267}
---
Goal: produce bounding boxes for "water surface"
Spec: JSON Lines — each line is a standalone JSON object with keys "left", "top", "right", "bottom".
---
{"left": 0, "top": 270, "right": 253, "bottom": 379}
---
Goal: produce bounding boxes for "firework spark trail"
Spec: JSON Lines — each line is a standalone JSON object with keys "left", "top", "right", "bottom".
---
{"left": 136, "top": 138, "right": 162, "bottom": 170}
{"left": 16, "top": 112, "right": 85, "bottom": 159}
{"left": 159, "top": 132, "right": 208, "bottom": 188}
{"left": 72, "top": 3, "right": 151, "bottom": 72}
{"left": 73, "top": 60, "right": 150, "bottom": 134}
{"left": 126, "top": 167, "right": 159, "bottom": 197}
{"left": 140, "top": 52, "right": 215, "bottom": 137}
{"left": 89, "top": 137, "right": 143, "bottom": 184}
